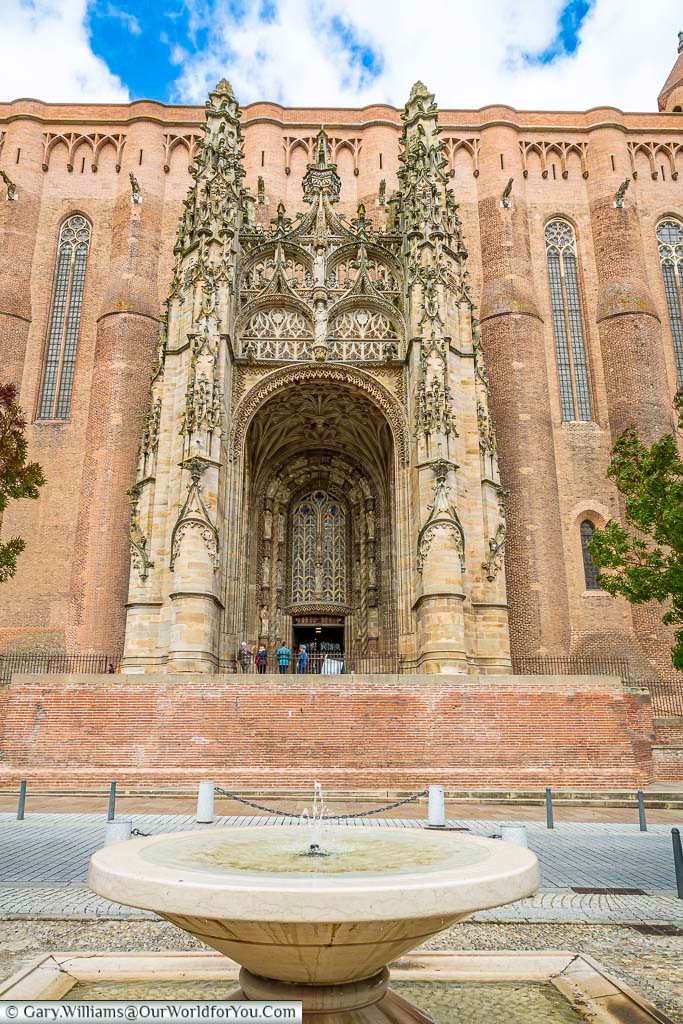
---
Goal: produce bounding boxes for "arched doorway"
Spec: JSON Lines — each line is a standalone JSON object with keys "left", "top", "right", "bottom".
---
{"left": 233, "top": 379, "right": 398, "bottom": 663}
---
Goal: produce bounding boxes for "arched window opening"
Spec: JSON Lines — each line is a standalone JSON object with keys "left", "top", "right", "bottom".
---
{"left": 291, "top": 490, "right": 346, "bottom": 605}
{"left": 656, "top": 219, "right": 683, "bottom": 383}
{"left": 38, "top": 214, "right": 91, "bottom": 420}
{"left": 580, "top": 520, "right": 600, "bottom": 591}
{"left": 545, "top": 220, "right": 593, "bottom": 422}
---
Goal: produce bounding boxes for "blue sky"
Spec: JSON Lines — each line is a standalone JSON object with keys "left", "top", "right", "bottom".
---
{"left": 1, "top": 1, "right": 680, "bottom": 110}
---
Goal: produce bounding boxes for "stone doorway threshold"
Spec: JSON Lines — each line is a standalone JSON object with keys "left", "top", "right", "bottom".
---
{"left": 0, "top": 950, "right": 673, "bottom": 1022}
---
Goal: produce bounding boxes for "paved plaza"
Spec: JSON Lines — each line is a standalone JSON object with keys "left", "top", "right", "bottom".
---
{"left": 1, "top": 811, "right": 682, "bottom": 925}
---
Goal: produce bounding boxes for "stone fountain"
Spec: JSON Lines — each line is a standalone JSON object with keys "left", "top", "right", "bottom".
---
{"left": 88, "top": 823, "right": 539, "bottom": 1021}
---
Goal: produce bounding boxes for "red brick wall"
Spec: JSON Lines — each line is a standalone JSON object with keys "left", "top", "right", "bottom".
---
{"left": 0, "top": 673, "right": 664, "bottom": 789}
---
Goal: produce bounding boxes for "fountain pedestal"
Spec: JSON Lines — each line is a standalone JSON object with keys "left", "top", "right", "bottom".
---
{"left": 231, "top": 967, "right": 434, "bottom": 1022}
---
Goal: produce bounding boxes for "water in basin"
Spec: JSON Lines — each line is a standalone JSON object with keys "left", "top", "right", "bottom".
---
{"left": 139, "top": 825, "right": 490, "bottom": 876}
{"left": 64, "top": 979, "right": 585, "bottom": 1022}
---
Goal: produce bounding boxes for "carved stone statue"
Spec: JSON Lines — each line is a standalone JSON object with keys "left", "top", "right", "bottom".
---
{"left": 259, "top": 604, "right": 269, "bottom": 636}
{"left": 129, "top": 172, "right": 142, "bottom": 204}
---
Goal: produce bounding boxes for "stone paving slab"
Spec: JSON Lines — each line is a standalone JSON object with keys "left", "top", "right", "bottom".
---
{"left": 0, "top": 813, "right": 681, "bottom": 923}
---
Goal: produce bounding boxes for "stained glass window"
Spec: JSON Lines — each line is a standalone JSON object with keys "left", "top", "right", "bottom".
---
{"left": 38, "top": 215, "right": 91, "bottom": 420}
{"left": 656, "top": 219, "right": 683, "bottom": 383}
{"left": 580, "top": 520, "right": 600, "bottom": 591}
{"left": 291, "top": 490, "right": 346, "bottom": 605}
{"left": 545, "top": 220, "right": 593, "bottom": 422}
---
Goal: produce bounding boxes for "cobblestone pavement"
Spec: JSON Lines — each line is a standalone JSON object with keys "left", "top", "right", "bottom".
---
{"left": 0, "top": 812, "right": 681, "bottom": 923}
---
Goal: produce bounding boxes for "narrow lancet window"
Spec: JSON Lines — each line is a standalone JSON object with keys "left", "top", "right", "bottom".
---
{"left": 38, "top": 215, "right": 91, "bottom": 420}
{"left": 545, "top": 220, "right": 593, "bottom": 422}
{"left": 580, "top": 520, "right": 600, "bottom": 591}
{"left": 656, "top": 219, "right": 683, "bottom": 383}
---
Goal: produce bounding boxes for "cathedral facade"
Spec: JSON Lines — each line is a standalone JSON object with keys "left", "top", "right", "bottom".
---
{"left": 1, "top": 41, "right": 683, "bottom": 679}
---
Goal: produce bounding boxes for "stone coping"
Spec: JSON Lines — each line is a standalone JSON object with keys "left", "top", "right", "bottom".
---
{"left": 6, "top": 672, "right": 631, "bottom": 692}
{"left": 0, "top": 950, "right": 673, "bottom": 1022}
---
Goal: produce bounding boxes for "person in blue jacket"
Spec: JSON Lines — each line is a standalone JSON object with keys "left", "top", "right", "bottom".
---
{"left": 297, "top": 644, "right": 309, "bottom": 673}
{"left": 276, "top": 641, "right": 291, "bottom": 674}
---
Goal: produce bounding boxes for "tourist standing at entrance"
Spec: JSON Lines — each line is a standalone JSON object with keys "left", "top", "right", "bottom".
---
{"left": 237, "top": 641, "right": 253, "bottom": 672}
{"left": 255, "top": 644, "right": 268, "bottom": 674}
{"left": 297, "top": 644, "right": 309, "bottom": 673}
{"left": 276, "top": 641, "right": 291, "bottom": 673}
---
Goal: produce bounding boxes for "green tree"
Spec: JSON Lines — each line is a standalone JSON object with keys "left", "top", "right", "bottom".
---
{"left": 0, "top": 384, "right": 45, "bottom": 584}
{"left": 589, "top": 392, "right": 683, "bottom": 671}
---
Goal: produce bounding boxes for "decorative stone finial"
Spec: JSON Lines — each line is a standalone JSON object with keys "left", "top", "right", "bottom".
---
{"left": 213, "top": 78, "right": 234, "bottom": 96}
{"left": 410, "top": 81, "right": 430, "bottom": 100}
{"left": 678, "top": 30, "right": 683, "bottom": 54}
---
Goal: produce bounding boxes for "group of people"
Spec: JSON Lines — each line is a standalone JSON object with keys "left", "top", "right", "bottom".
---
{"left": 237, "top": 641, "right": 308, "bottom": 674}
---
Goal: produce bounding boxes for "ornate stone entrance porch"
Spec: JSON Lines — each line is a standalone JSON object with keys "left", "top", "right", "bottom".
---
{"left": 222, "top": 375, "right": 405, "bottom": 664}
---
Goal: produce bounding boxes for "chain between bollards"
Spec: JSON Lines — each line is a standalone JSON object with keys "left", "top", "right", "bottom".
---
{"left": 673, "top": 828, "right": 683, "bottom": 900}
{"left": 16, "top": 779, "right": 27, "bottom": 821}
{"left": 545, "top": 786, "right": 554, "bottom": 829}
{"left": 107, "top": 780, "right": 117, "bottom": 822}
{"left": 637, "top": 789, "right": 647, "bottom": 832}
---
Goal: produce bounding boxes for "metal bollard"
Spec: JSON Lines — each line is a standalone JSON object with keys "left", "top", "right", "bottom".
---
{"left": 637, "top": 789, "right": 647, "bottom": 832}
{"left": 501, "top": 823, "right": 528, "bottom": 848}
{"left": 196, "top": 780, "right": 215, "bottom": 824}
{"left": 427, "top": 785, "right": 446, "bottom": 828}
{"left": 545, "top": 786, "right": 554, "bottom": 829}
{"left": 107, "top": 780, "right": 117, "bottom": 822}
{"left": 104, "top": 819, "right": 132, "bottom": 846}
{"left": 673, "top": 828, "right": 683, "bottom": 899}
{"left": 16, "top": 779, "right": 27, "bottom": 821}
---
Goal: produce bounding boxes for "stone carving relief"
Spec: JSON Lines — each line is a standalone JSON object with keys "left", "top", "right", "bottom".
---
{"left": 128, "top": 483, "right": 154, "bottom": 582}
{"left": 482, "top": 492, "right": 506, "bottom": 583}
{"left": 170, "top": 458, "right": 220, "bottom": 572}
{"left": 417, "top": 460, "right": 465, "bottom": 573}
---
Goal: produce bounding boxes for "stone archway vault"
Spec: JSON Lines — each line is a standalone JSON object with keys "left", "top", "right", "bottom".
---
{"left": 221, "top": 375, "right": 411, "bottom": 660}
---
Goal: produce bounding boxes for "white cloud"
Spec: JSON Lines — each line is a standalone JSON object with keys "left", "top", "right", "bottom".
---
{"left": 105, "top": 4, "right": 142, "bottom": 36}
{"left": 0, "top": 0, "right": 129, "bottom": 102}
{"left": 172, "top": 0, "right": 682, "bottom": 113}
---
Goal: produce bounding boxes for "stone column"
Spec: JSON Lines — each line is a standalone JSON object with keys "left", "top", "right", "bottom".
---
{"left": 69, "top": 122, "right": 164, "bottom": 656}
{"left": 477, "top": 114, "right": 570, "bottom": 658}
{"left": 0, "top": 116, "right": 44, "bottom": 390}
{"left": 586, "top": 113, "right": 675, "bottom": 678}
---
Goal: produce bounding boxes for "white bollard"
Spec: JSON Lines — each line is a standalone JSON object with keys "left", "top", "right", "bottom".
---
{"left": 104, "top": 819, "right": 132, "bottom": 846}
{"left": 427, "top": 785, "right": 446, "bottom": 828}
{"left": 196, "top": 780, "right": 215, "bottom": 823}
{"left": 500, "top": 823, "right": 528, "bottom": 848}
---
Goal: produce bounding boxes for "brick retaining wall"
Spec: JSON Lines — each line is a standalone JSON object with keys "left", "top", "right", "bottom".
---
{"left": 0, "top": 673, "right": 674, "bottom": 789}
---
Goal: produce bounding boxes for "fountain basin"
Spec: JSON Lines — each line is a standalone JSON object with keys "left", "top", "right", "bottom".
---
{"left": 88, "top": 826, "right": 539, "bottom": 986}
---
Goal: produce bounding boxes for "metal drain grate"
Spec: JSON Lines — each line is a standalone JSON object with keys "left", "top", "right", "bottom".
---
{"left": 630, "top": 924, "right": 683, "bottom": 936}
{"left": 571, "top": 887, "right": 647, "bottom": 895}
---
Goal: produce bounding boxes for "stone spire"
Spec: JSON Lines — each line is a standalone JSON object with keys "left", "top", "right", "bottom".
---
{"left": 658, "top": 31, "right": 683, "bottom": 110}
{"left": 172, "top": 78, "right": 246, "bottom": 263}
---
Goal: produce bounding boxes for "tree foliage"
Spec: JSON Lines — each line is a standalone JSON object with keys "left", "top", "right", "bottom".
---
{"left": 589, "top": 392, "right": 683, "bottom": 671}
{"left": 0, "top": 384, "right": 45, "bottom": 584}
